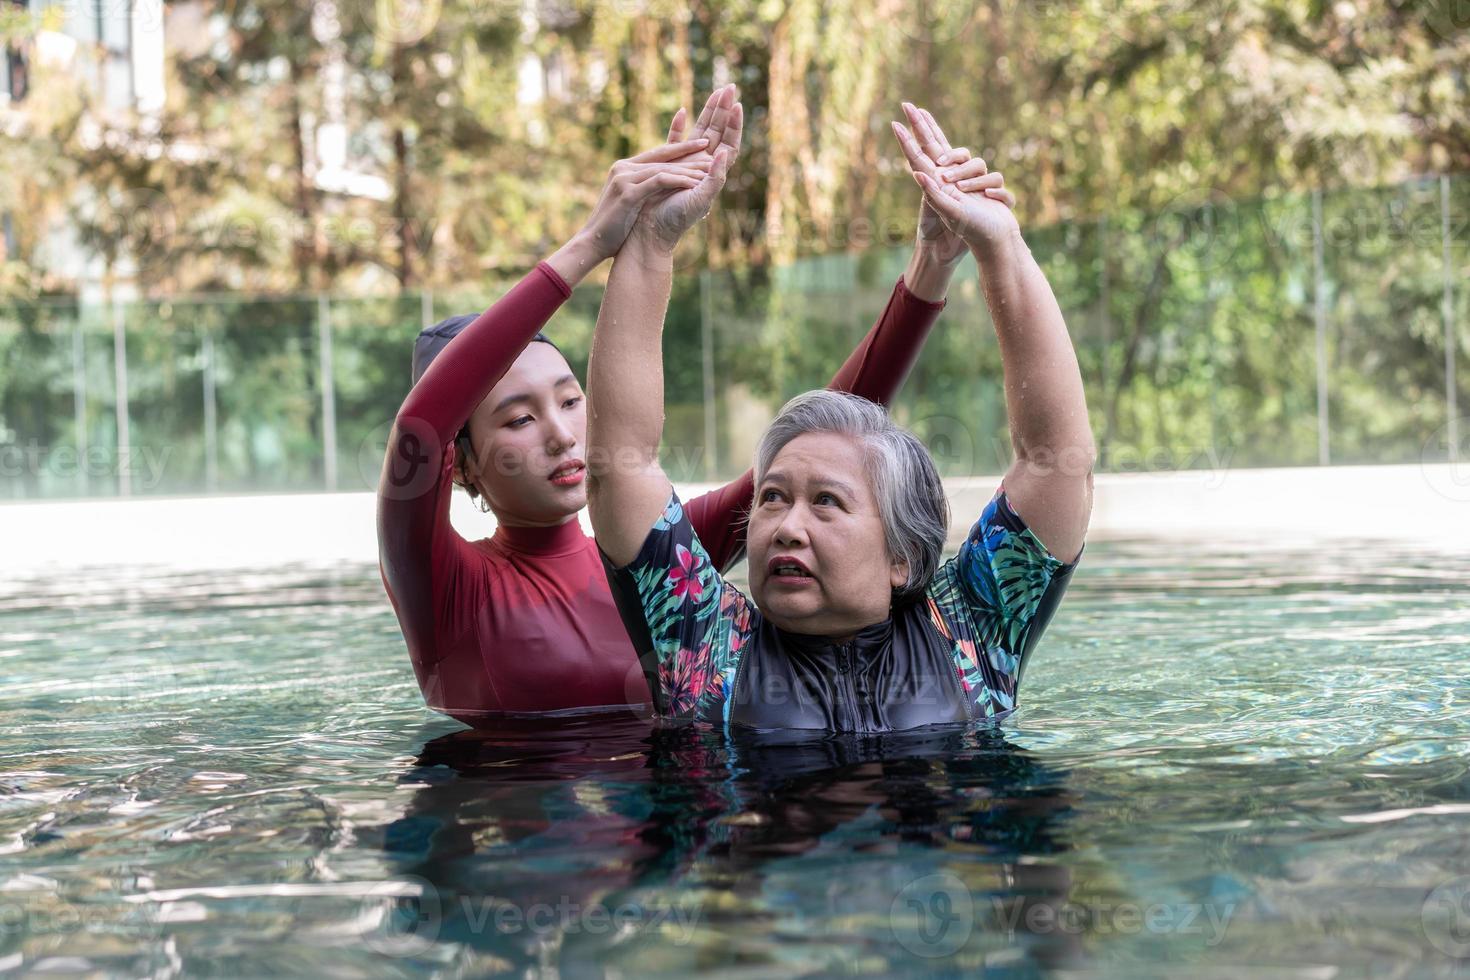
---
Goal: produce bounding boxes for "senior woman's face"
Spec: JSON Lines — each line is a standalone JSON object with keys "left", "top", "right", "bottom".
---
{"left": 748, "top": 431, "right": 908, "bottom": 638}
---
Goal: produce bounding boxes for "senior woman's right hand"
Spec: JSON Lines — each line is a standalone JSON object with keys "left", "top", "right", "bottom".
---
{"left": 576, "top": 136, "right": 716, "bottom": 263}
{"left": 891, "top": 104, "right": 1019, "bottom": 260}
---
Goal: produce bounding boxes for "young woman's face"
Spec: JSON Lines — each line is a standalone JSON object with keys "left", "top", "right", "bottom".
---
{"left": 746, "top": 431, "right": 907, "bottom": 638}
{"left": 456, "top": 342, "right": 589, "bottom": 526}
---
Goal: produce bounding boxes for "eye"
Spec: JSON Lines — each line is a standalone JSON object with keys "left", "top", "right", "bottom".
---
{"left": 815, "top": 492, "right": 839, "bottom": 506}
{"left": 507, "top": 415, "right": 533, "bottom": 429}
{"left": 563, "top": 395, "right": 583, "bottom": 410}
{"left": 759, "top": 488, "right": 784, "bottom": 504}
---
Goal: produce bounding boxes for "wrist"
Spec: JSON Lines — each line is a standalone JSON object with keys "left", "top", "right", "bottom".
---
{"left": 546, "top": 232, "right": 605, "bottom": 289}
{"left": 905, "top": 243, "right": 961, "bottom": 303}
{"left": 970, "top": 225, "right": 1027, "bottom": 268}
{"left": 620, "top": 228, "right": 678, "bottom": 270}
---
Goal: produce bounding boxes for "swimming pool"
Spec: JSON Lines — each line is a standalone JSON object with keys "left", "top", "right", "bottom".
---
{"left": 4, "top": 537, "right": 1469, "bottom": 976}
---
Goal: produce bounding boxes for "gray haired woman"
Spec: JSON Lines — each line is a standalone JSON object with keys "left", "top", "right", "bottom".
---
{"left": 588, "top": 103, "right": 1094, "bottom": 731}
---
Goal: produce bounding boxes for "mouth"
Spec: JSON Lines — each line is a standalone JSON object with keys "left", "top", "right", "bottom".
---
{"left": 766, "top": 555, "right": 817, "bottom": 587}
{"left": 547, "top": 460, "right": 586, "bottom": 487}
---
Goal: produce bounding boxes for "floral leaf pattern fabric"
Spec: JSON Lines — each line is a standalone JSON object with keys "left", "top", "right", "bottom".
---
{"left": 607, "top": 486, "right": 1076, "bottom": 729}
{"left": 613, "top": 491, "right": 754, "bottom": 721}
{"left": 925, "top": 486, "right": 1076, "bottom": 719}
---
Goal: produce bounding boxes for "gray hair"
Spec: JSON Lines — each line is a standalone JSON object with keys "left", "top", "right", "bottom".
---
{"left": 752, "top": 390, "right": 949, "bottom": 604}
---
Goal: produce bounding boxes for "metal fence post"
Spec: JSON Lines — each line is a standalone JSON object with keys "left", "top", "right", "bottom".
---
{"left": 700, "top": 269, "right": 717, "bottom": 481}
{"left": 72, "top": 315, "right": 88, "bottom": 496}
{"left": 317, "top": 294, "right": 338, "bottom": 492}
{"left": 202, "top": 329, "right": 218, "bottom": 492}
{"left": 1312, "top": 188, "right": 1330, "bottom": 466}
{"left": 421, "top": 288, "right": 434, "bottom": 330}
{"left": 1099, "top": 217, "right": 1111, "bottom": 471}
{"left": 112, "top": 301, "right": 131, "bottom": 495}
{"left": 1443, "top": 175, "right": 1459, "bottom": 463}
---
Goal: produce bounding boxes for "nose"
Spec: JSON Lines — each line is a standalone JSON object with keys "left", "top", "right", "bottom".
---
{"left": 772, "top": 502, "right": 809, "bottom": 550}
{"left": 545, "top": 412, "right": 577, "bottom": 455}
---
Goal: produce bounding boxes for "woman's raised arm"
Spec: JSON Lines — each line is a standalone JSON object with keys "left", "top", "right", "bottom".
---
{"left": 892, "top": 103, "right": 1095, "bottom": 564}
{"left": 587, "top": 85, "right": 744, "bottom": 567}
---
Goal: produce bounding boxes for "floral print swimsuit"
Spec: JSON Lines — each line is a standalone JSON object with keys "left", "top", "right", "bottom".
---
{"left": 601, "top": 486, "right": 1080, "bottom": 732}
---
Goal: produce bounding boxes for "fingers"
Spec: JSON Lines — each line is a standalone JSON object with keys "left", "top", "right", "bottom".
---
{"left": 690, "top": 88, "right": 721, "bottom": 139}
{"left": 954, "top": 170, "right": 1003, "bottom": 192}
{"left": 693, "top": 86, "right": 742, "bottom": 171}
{"left": 703, "top": 86, "right": 736, "bottom": 146}
{"left": 665, "top": 106, "right": 686, "bottom": 143}
{"left": 890, "top": 120, "right": 940, "bottom": 179}
{"left": 681, "top": 144, "right": 734, "bottom": 209}
{"left": 912, "top": 171, "right": 968, "bottom": 223}
{"left": 690, "top": 83, "right": 734, "bottom": 141}
{"left": 719, "top": 101, "right": 744, "bottom": 159}
{"left": 624, "top": 162, "right": 711, "bottom": 182}
{"left": 638, "top": 172, "right": 704, "bottom": 197}
{"left": 629, "top": 137, "right": 709, "bottom": 164}
{"left": 902, "top": 102, "right": 946, "bottom": 161}
{"left": 920, "top": 107, "right": 958, "bottom": 158}
{"left": 984, "top": 186, "right": 1018, "bottom": 210}
{"left": 941, "top": 157, "right": 990, "bottom": 184}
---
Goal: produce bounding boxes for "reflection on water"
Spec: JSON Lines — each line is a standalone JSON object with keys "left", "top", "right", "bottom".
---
{"left": 1, "top": 538, "right": 1469, "bottom": 976}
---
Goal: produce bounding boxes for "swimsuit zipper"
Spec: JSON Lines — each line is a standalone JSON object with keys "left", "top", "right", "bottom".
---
{"left": 837, "top": 641, "right": 857, "bottom": 729}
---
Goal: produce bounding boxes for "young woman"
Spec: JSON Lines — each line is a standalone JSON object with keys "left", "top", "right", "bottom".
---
{"left": 377, "top": 87, "right": 979, "bottom": 725}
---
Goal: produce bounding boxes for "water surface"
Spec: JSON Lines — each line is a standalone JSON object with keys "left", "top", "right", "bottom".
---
{"left": 3, "top": 538, "right": 1469, "bottom": 976}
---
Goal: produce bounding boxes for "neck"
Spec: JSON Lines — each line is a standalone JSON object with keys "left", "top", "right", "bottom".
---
{"left": 493, "top": 510, "right": 580, "bottom": 529}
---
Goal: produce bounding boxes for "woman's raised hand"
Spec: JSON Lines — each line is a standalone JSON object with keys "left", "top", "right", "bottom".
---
{"left": 628, "top": 83, "right": 744, "bottom": 255}
{"left": 578, "top": 136, "right": 715, "bottom": 263}
{"left": 892, "top": 102, "right": 1019, "bottom": 258}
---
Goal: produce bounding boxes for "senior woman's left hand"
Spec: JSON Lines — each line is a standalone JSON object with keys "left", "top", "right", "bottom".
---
{"left": 892, "top": 104, "right": 1019, "bottom": 260}
{"left": 627, "top": 84, "right": 745, "bottom": 255}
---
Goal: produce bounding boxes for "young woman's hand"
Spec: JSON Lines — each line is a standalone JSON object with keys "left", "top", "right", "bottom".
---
{"left": 626, "top": 84, "right": 744, "bottom": 256}
{"left": 892, "top": 102, "right": 1019, "bottom": 259}
{"left": 577, "top": 138, "right": 715, "bottom": 263}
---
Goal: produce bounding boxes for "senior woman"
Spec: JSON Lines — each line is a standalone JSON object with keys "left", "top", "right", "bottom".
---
{"left": 588, "top": 103, "right": 1094, "bottom": 731}
{"left": 378, "top": 87, "right": 983, "bottom": 725}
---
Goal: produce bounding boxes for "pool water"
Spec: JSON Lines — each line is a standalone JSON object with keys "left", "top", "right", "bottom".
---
{"left": 4, "top": 538, "right": 1470, "bottom": 977}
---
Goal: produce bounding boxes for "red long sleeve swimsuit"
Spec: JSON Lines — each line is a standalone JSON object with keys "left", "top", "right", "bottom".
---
{"left": 377, "top": 261, "right": 946, "bottom": 725}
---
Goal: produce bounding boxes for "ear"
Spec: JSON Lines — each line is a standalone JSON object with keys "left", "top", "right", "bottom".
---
{"left": 452, "top": 434, "right": 475, "bottom": 488}
{"left": 888, "top": 556, "right": 910, "bottom": 592}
